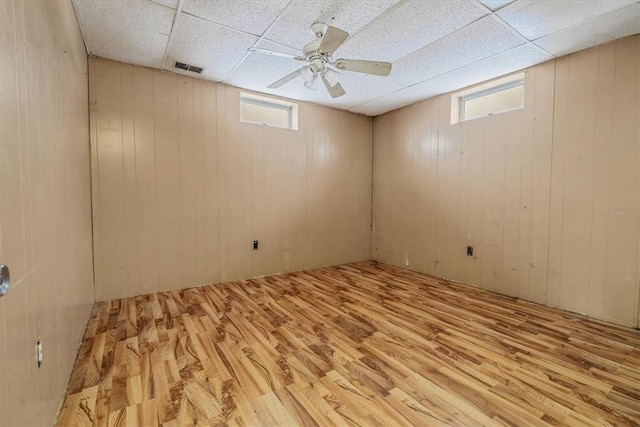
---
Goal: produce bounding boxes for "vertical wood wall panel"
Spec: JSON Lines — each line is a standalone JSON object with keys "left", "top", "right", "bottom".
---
{"left": 480, "top": 114, "right": 506, "bottom": 293}
{"left": 372, "top": 36, "right": 640, "bottom": 327}
{"left": 546, "top": 56, "right": 569, "bottom": 310}
{"left": 121, "top": 64, "right": 141, "bottom": 298}
{"left": 558, "top": 48, "right": 598, "bottom": 315}
{"left": 0, "top": 0, "right": 94, "bottom": 424}
{"left": 154, "top": 72, "right": 182, "bottom": 292}
{"left": 94, "top": 59, "right": 128, "bottom": 301}
{"left": 133, "top": 66, "right": 159, "bottom": 296}
{"left": 178, "top": 77, "right": 198, "bottom": 288}
{"left": 588, "top": 44, "right": 616, "bottom": 320}
{"left": 516, "top": 67, "right": 535, "bottom": 301}
{"left": 90, "top": 57, "right": 372, "bottom": 300}
{"left": 603, "top": 36, "right": 640, "bottom": 326}
{"left": 527, "top": 61, "right": 555, "bottom": 305}
{"left": 501, "top": 112, "right": 524, "bottom": 296}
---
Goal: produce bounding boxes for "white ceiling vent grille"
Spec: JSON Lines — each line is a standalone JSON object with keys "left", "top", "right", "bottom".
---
{"left": 174, "top": 61, "right": 204, "bottom": 74}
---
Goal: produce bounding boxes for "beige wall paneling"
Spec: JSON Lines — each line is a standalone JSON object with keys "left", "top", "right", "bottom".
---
{"left": 436, "top": 96, "right": 463, "bottom": 283}
{"left": 0, "top": 0, "right": 27, "bottom": 290}
{"left": 372, "top": 36, "right": 640, "bottom": 327}
{"left": 220, "top": 85, "right": 251, "bottom": 281}
{"left": 191, "top": 78, "right": 207, "bottom": 285}
{"left": 479, "top": 113, "right": 507, "bottom": 294}
{"left": 500, "top": 111, "right": 524, "bottom": 296}
{"left": 588, "top": 43, "right": 616, "bottom": 321}
{"left": 284, "top": 100, "right": 308, "bottom": 273}
{"left": 526, "top": 61, "right": 555, "bottom": 305}
{"left": 546, "top": 56, "right": 569, "bottom": 310}
{"left": 515, "top": 68, "right": 536, "bottom": 302}
{"left": 122, "top": 64, "right": 141, "bottom": 299}
{"left": 0, "top": 0, "right": 94, "bottom": 424}
{"left": 549, "top": 38, "right": 640, "bottom": 325}
{"left": 306, "top": 104, "right": 371, "bottom": 269}
{"left": 410, "top": 98, "right": 438, "bottom": 274}
{"left": 264, "top": 101, "right": 307, "bottom": 276}
{"left": 603, "top": 36, "right": 639, "bottom": 326}
{"left": 246, "top": 89, "right": 263, "bottom": 278}
{"left": 91, "top": 59, "right": 372, "bottom": 300}
{"left": 88, "top": 50, "right": 102, "bottom": 301}
{"left": 134, "top": 66, "right": 161, "bottom": 296}
{"left": 178, "top": 76, "right": 198, "bottom": 287}
{"left": 155, "top": 72, "right": 183, "bottom": 291}
{"left": 92, "top": 59, "right": 129, "bottom": 301}
{"left": 373, "top": 105, "right": 415, "bottom": 269}
{"left": 201, "top": 82, "right": 220, "bottom": 284}
{"left": 214, "top": 84, "right": 228, "bottom": 283}
{"left": 371, "top": 112, "right": 393, "bottom": 263}
{"left": 372, "top": 109, "right": 402, "bottom": 267}
{"left": 558, "top": 48, "right": 600, "bottom": 316}
{"left": 4, "top": 0, "right": 27, "bottom": 422}
{"left": 461, "top": 117, "right": 485, "bottom": 287}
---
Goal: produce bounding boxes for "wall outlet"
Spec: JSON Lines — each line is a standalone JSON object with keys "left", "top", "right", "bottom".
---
{"left": 36, "top": 339, "right": 43, "bottom": 368}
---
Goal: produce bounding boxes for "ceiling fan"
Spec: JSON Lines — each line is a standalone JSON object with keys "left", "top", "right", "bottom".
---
{"left": 249, "top": 22, "right": 392, "bottom": 98}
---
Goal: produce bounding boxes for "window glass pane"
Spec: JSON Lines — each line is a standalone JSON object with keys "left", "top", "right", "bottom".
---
{"left": 241, "top": 101, "right": 290, "bottom": 128}
{"left": 463, "top": 84, "right": 523, "bottom": 121}
{"left": 240, "top": 93, "right": 297, "bottom": 130}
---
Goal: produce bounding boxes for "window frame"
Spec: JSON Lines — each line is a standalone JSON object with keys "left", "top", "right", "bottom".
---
{"left": 451, "top": 72, "right": 525, "bottom": 124}
{"left": 240, "top": 92, "right": 298, "bottom": 130}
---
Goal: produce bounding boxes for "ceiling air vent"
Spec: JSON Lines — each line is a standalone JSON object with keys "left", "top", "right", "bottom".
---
{"left": 174, "top": 61, "right": 204, "bottom": 74}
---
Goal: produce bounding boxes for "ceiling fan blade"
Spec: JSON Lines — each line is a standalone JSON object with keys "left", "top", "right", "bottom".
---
{"left": 268, "top": 68, "right": 304, "bottom": 89}
{"left": 248, "top": 47, "right": 305, "bottom": 61}
{"left": 334, "top": 59, "right": 392, "bottom": 76}
{"left": 319, "top": 25, "right": 349, "bottom": 55}
{"left": 321, "top": 75, "right": 346, "bottom": 98}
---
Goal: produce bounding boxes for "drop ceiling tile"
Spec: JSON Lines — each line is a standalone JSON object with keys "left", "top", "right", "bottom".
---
{"left": 255, "top": 40, "right": 302, "bottom": 57}
{"left": 534, "top": 3, "right": 640, "bottom": 57}
{"left": 224, "top": 49, "right": 305, "bottom": 93}
{"left": 352, "top": 43, "right": 552, "bottom": 116}
{"left": 337, "top": 0, "right": 489, "bottom": 63}
{"left": 262, "top": 0, "right": 399, "bottom": 50}
{"left": 349, "top": 89, "right": 414, "bottom": 116}
{"left": 166, "top": 14, "right": 258, "bottom": 81}
{"left": 182, "top": 0, "right": 290, "bottom": 36}
{"left": 326, "top": 74, "right": 405, "bottom": 110}
{"left": 72, "top": 0, "right": 174, "bottom": 68}
{"left": 418, "top": 42, "right": 552, "bottom": 95}
{"left": 497, "top": 0, "right": 637, "bottom": 41}
{"left": 390, "top": 15, "right": 527, "bottom": 86}
{"left": 150, "top": 0, "right": 179, "bottom": 9}
{"left": 477, "top": 0, "right": 515, "bottom": 12}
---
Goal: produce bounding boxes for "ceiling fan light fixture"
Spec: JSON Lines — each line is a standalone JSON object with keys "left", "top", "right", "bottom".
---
{"left": 300, "top": 66, "right": 315, "bottom": 83}
{"left": 323, "top": 67, "right": 340, "bottom": 87}
{"left": 304, "top": 75, "right": 318, "bottom": 91}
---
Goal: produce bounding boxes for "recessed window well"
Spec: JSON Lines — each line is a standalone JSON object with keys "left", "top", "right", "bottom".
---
{"left": 451, "top": 73, "right": 524, "bottom": 123}
{"left": 240, "top": 92, "right": 298, "bottom": 130}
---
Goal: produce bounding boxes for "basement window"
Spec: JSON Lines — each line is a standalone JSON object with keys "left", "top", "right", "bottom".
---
{"left": 451, "top": 73, "right": 524, "bottom": 123}
{"left": 240, "top": 92, "right": 298, "bottom": 130}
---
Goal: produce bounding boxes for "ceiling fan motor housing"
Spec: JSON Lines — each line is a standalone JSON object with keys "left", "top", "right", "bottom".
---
{"left": 303, "top": 40, "right": 325, "bottom": 61}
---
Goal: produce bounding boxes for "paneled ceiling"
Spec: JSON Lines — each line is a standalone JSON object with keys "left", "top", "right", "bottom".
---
{"left": 72, "top": 0, "right": 640, "bottom": 116}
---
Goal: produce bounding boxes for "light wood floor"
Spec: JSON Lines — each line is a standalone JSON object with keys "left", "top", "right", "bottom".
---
{"left": 57, "top": 261, "right": 640, "bottom": 426}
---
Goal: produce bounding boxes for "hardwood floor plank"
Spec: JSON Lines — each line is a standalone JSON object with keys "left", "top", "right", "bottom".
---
{"left": 58, "top": 261, "right": 640, "bottom": 426}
